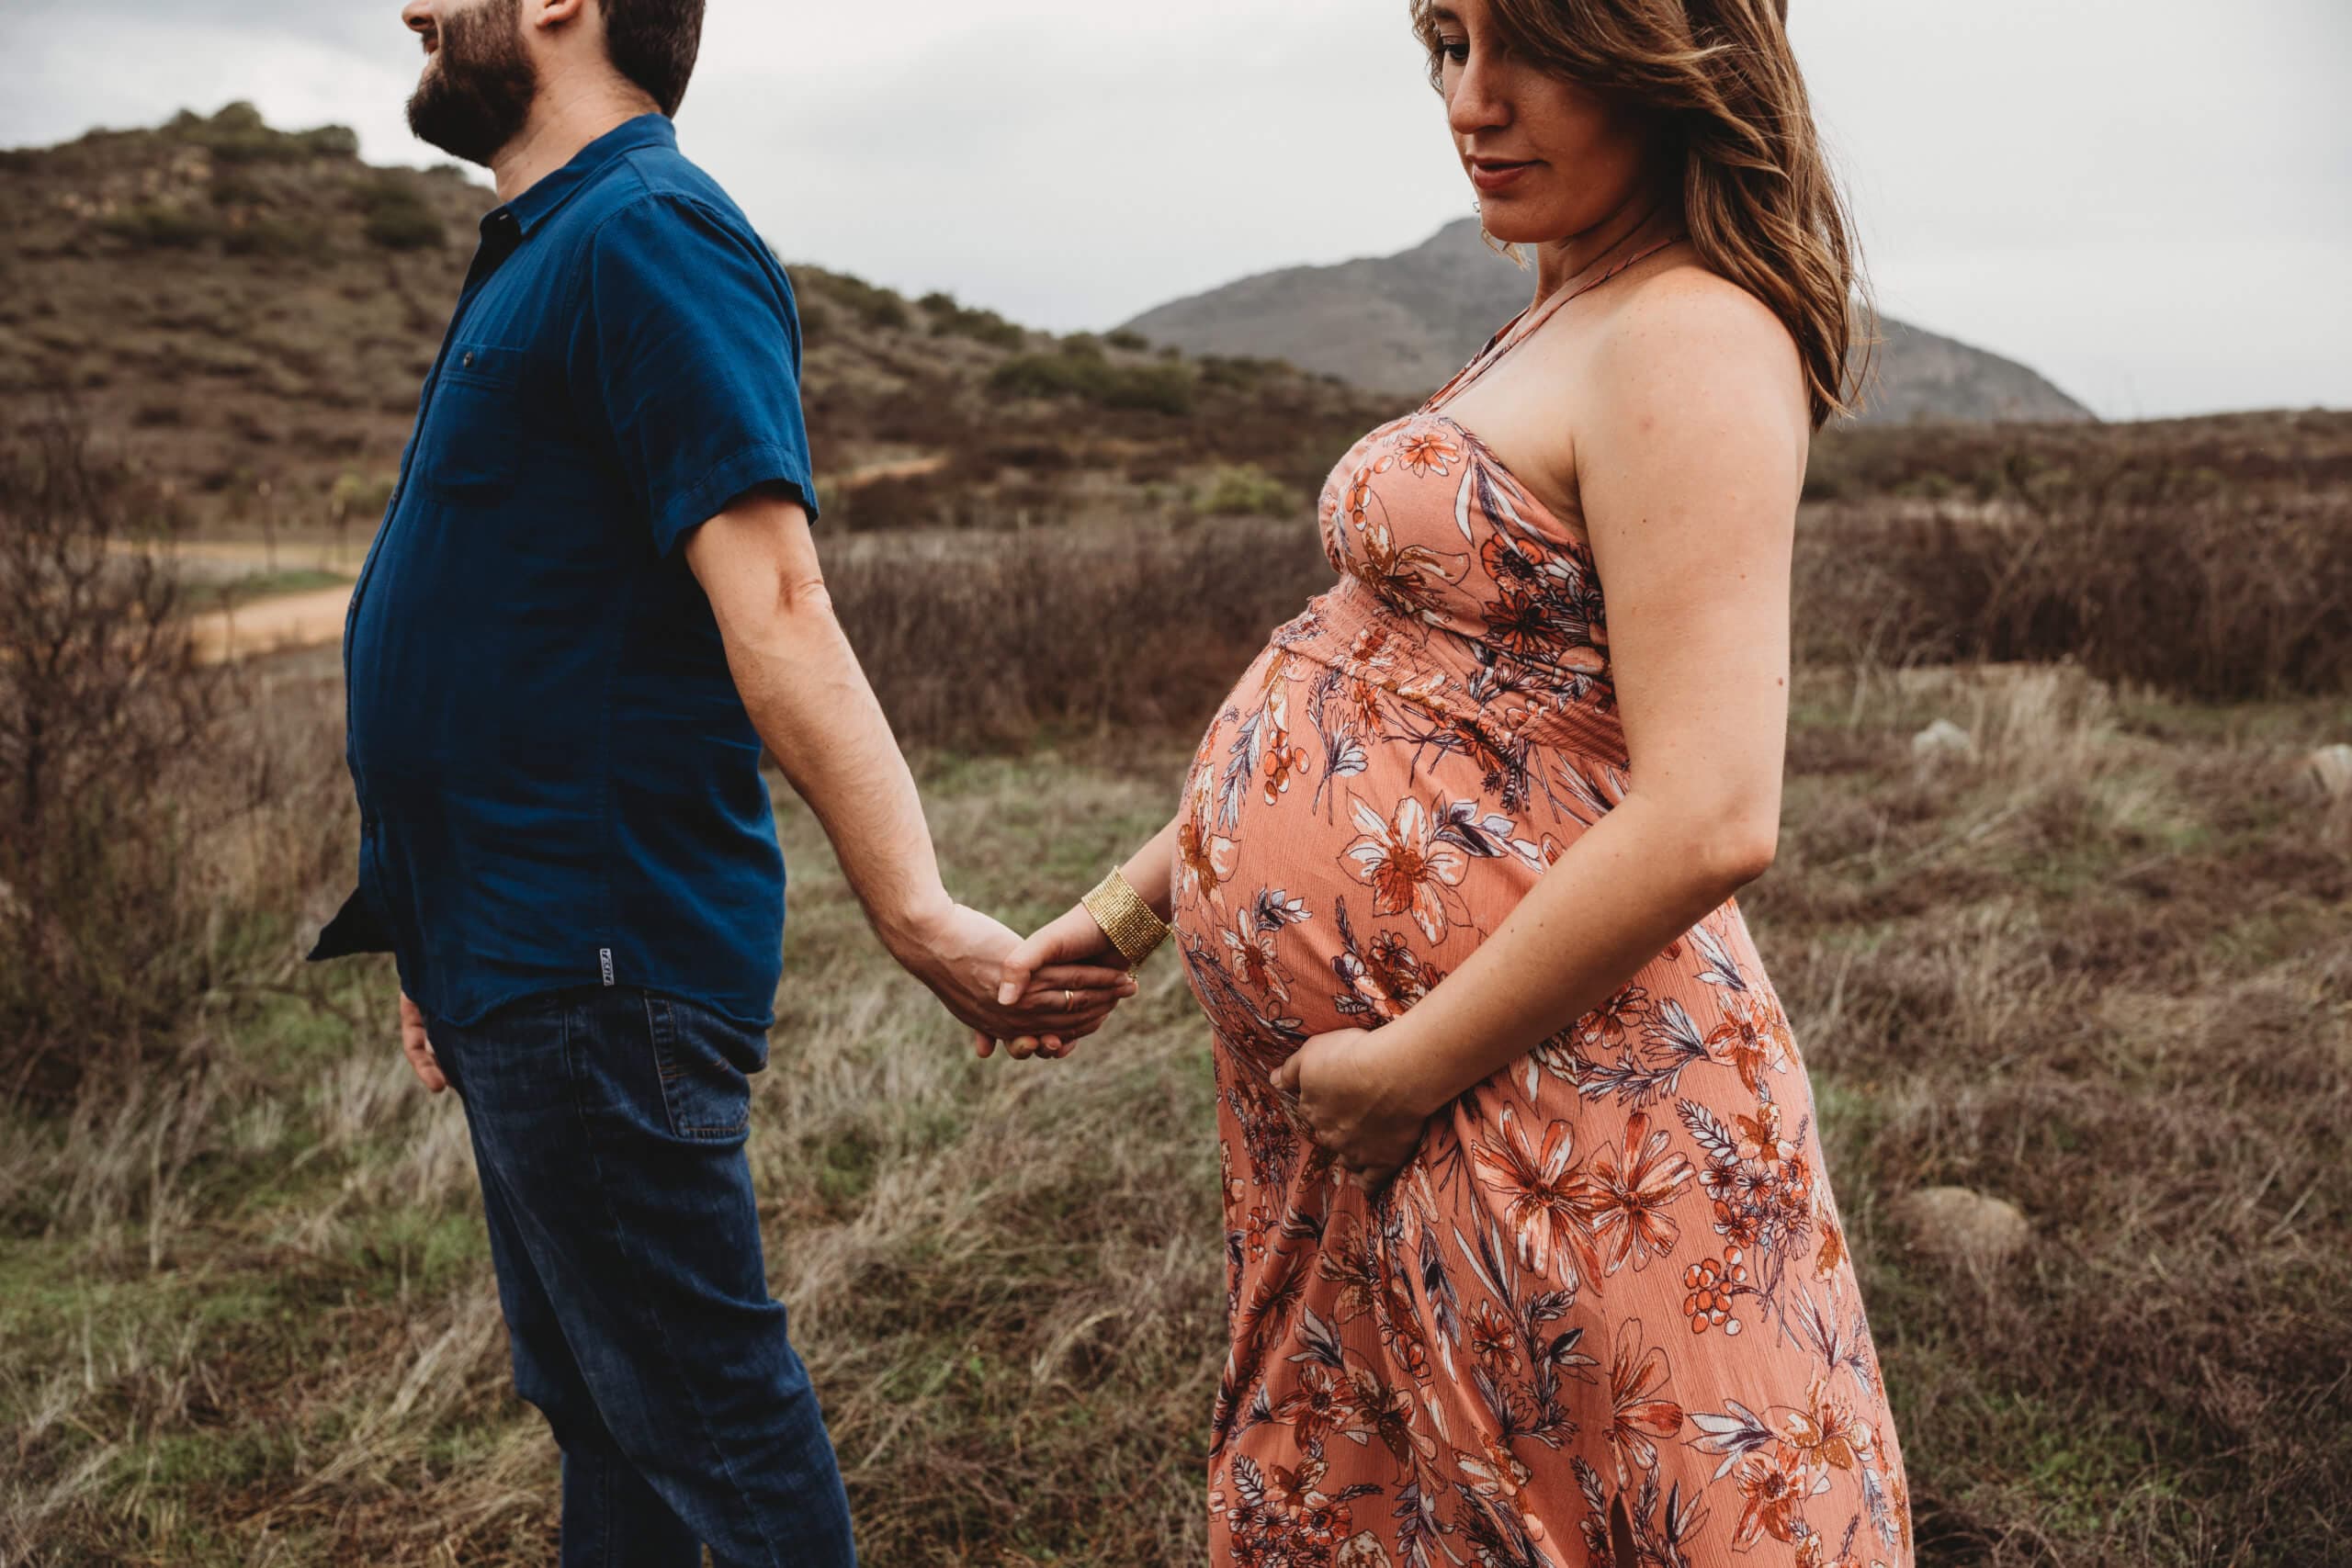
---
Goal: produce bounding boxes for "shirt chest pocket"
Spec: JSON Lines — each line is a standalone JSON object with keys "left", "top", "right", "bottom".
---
{"left": 423, "top": 343, "right": 531, "bottom": 505}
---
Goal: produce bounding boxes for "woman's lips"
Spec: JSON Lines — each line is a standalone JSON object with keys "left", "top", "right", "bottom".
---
{"left": 1469, "top": 160, "right": 1537, "bottom": 195}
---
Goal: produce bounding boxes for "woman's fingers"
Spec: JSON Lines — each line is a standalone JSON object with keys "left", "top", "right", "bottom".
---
{"left": 996, "top": 979, "right": 1127, "bottom": 1041}
{"left": 996, "top": 901, "right": 1137, "bottom": 1005}
{"left": 1030, "top": 964, "right": 1138, "bottom": 987}
{"left": 995, "top": 915, "right": 1092, "bottom": 1005}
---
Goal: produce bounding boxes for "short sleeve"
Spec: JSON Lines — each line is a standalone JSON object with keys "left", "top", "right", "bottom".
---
{"left": 569, "top": 194, "right": 818, "bottom": 557}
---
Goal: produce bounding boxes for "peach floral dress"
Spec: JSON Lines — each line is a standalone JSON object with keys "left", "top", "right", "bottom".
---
{"left": 1170, "top": 271, "right": 1913, "bottom": 1568}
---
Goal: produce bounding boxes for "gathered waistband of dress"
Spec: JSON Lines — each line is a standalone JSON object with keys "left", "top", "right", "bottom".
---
{"left": 1269, "top": 580, "right": 1632, "bottom": 771}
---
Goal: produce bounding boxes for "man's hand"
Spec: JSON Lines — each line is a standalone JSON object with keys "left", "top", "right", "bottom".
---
{"left": 895, "top": 902, "right": 1135, "bottom": 1058}
{"left": 992, "top": 902, "right": 1134, "bottom": 1060}
{"left": 399, "top": 989, "right": 447, "bottom": 1094}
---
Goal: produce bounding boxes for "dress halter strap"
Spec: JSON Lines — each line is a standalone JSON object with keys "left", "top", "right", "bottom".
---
{"left": 1425, "top": 227, "right": 1688, "bottom": 412}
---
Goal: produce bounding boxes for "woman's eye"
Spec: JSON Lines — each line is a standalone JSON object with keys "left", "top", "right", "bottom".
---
{"left": 1438, "top": 38, "right": 1470, "bottom": 64}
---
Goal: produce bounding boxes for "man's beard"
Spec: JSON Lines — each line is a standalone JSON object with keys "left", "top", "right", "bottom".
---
{"left": 405, "top": 0, "right": 537, "bottom": 167}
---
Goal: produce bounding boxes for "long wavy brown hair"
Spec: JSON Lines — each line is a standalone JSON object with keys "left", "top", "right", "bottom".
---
{"left": 1410, "top": 0, "right": 1872, "bottom": 428}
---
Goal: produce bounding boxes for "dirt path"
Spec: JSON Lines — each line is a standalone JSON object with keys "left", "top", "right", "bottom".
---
{"left": 110, "top": 536, "right": 371, "bottom": 581}
{"left": 190, "top": 584, "right": 354, "bottom": 665}
{"left": 839, "top": 451, "right": 950, "bottom": 489}
{"left": 175, "top": 458, "right": 947, "bottom": 664}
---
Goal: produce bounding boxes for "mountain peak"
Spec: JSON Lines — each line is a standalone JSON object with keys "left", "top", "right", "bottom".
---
{"left": 1124, "top": 221, "right": 2092, "bottom": 425}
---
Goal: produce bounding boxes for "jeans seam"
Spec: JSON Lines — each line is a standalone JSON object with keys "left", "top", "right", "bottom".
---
{"left": 561, "top": 989, "right": 786, "bottom": 1568}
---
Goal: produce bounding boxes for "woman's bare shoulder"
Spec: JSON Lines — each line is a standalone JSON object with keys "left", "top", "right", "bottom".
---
{"left": 1579, "top": 258, "right": 1809, "bottom": 441}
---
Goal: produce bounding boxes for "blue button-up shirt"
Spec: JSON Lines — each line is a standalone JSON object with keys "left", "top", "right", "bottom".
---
{"left": 308, "top": 115, "right": 815, "bottom": 1029}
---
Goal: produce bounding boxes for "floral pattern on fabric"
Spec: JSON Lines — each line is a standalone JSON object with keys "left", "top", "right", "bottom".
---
{"left": 1171, "top": 411, "right": 1913, "bottom": 1567}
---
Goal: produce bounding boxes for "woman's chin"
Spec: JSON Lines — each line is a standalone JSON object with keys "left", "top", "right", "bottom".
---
{"left": 1474, "top": 199, "right": 1567, "bottom": 249}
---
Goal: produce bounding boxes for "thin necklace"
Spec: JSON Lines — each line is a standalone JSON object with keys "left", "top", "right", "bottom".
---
{"left": 1431, "top": 213, "right": 1686, "bottom": 411}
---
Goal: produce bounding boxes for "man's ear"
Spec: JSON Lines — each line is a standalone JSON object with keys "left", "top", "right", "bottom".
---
{"left": 530, "top": 0, "right": 589, "bottom": 30}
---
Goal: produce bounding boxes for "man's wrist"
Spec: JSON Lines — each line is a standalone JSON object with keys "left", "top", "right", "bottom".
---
{"left": 876, "top": 888, "right": 956, "bottom": 964}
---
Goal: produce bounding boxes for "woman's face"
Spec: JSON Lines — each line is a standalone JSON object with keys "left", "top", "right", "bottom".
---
{"left": 1430, "top": 0, "right": 1658, "bottom": 244}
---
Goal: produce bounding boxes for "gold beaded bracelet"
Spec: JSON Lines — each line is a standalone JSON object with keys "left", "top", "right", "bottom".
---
{"left": 1082, "top": 868, "right": 1171, "bottom": 967}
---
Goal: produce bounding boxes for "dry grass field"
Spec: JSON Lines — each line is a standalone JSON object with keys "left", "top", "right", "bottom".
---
{"left": 4, "top": 509, "right": 2349, "bottom": 1564}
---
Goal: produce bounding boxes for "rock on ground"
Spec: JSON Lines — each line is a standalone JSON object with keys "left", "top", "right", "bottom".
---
{"left": 1892, "top": 1185, "right": 2031, "bottom": 1268}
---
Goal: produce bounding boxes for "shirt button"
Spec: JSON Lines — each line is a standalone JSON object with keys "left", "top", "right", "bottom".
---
{"left": 462, "top": 352, "right": 475, "bottom": 367}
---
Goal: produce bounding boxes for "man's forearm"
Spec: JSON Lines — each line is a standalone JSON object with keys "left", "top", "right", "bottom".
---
{"left": 718, "top": 579, "right": 947, "bottom": 957}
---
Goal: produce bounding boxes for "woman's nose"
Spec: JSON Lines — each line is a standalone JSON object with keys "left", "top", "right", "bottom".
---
{"left": 1447, "top": 53, "right": 1510, "bottom": 138}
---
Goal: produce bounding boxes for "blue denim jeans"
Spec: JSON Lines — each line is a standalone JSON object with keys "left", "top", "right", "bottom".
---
{"left": 427, "top": 984, "right": 857, "bottom": 1568}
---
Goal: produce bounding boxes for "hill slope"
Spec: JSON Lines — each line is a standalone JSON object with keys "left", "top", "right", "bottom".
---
{"left": 1123, "top": 217, "right": 2095, "bottom": 424}
{"left": 0, "top": 105, "right": 1390, "bottom": 536}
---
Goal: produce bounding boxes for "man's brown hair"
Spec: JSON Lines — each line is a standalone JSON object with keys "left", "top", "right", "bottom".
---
{"left": 605, "top": 0, "right": 706, "bottom": 117}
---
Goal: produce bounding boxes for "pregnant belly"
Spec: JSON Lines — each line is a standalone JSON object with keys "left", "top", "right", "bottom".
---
{"left": 1170, "top": 642, "right": 1557, "bottom": 1069}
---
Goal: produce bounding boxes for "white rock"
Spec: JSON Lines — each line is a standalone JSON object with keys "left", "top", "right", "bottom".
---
{"left": 1892, "top": 1185, "right": 2031, "bottom": 1268}
{"left": 1910, "top": 718, "right": 1975, "bottom": 761}
{"left": 2302, "top": 743, "right": 2352, "bottom": 801}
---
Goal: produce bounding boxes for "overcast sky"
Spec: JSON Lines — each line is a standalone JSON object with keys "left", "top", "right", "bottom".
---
{"left": 6, "top": 0, "right": 2347, "bottom": 419}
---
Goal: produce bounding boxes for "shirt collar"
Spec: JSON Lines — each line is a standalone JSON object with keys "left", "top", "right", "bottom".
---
{"left": 487, "top": 113, "right": 676, "bottom": 243}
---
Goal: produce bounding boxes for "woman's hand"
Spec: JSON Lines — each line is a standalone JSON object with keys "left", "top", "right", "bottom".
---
{"left": 1272, "top": 1026, "right": 1431, "bottom": 1193}
{"left": 992, "top": 902, "right": 1134, "bottom": 1060}
{"left": 899, "top": 901, "right": 1135, "bottom": 1058}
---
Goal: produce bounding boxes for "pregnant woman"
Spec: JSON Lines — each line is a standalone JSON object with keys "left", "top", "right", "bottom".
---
{"left": 1000, "top": 1, "right": 1911, "bottom": 1562}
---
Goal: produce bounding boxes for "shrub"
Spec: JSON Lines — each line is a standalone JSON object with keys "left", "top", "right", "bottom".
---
{"left": 1192, "top": 463, "right": 1299, "bottom": 519}
{"left": 223, "top": 219, "right": 328, "bottom": 260}
{"left": 803, "top": 268, "right": 911, "bottom": 332}
{"left": 921, "top": 291, "right": 1028, "bottom": 350}
{"left": 0, "top": 413, "right": 333, "bottom": 1105}
{"left": 1794, "top": 482, "right": 2352, "bottom": 698}
{"left": 1105, "top": 329, "right": 1150, "bottom": 352}
{"left": 1198, "top": 354, "right": 1283, "bottom": 390}
{"left": 354, "top": 177, "right": 445, "bottom": 252}
{"left": 989, "top": 353, "right": 1194, "bottom": 416}
{"left": 208, "top": 172, "right": 270, "bottom": 208}
{"left": 175, "top": 102, "right": 360, "bottom": 164}
{"left": 1096, "top": 364, "right": 1194, "bottom": 416}
{"left": 100, "top": 204, "right": 216, "bottom": 250}
{"left": 828, "top": 521, "right": 1328, "bottom": 743}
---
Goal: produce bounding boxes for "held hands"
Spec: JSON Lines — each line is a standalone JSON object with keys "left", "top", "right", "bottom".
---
{"left": 1272, "top": 1026, "right": 1430, "bottom": 1193}
{"left": 989, "top": 900, "right": 1134, "bottom": 1059}
{"left": 898, "top": 900, "right": 1135, "bottom": 1058}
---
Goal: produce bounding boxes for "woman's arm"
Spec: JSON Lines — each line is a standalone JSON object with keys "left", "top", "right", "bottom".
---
{"left": 1278, "top": 276, "right": 1809, "bottom": 1179}
{"left": 992, "top": 810, "right": 1184, "bottom": 1058}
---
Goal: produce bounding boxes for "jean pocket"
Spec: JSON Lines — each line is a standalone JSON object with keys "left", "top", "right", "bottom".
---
{"left": 643, "top": 994, "right": 766, "bottom": 1141}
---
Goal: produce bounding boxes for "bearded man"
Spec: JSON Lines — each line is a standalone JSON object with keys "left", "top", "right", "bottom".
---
{"left": 308, "top": 5, "right": 1136, "bottom": 1562}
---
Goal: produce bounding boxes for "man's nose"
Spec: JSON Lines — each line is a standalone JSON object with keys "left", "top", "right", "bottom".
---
{"left": 401, "top": 1, "right": 434, "bottom": 38}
